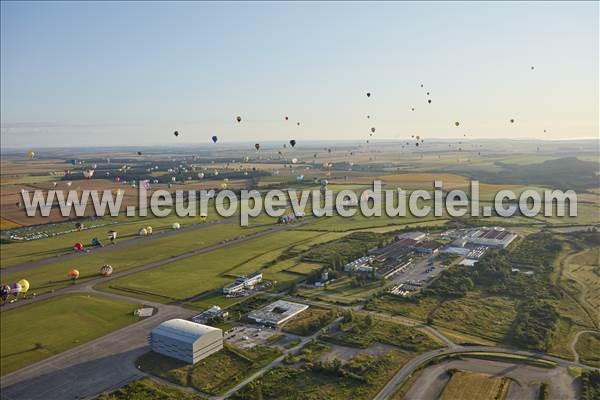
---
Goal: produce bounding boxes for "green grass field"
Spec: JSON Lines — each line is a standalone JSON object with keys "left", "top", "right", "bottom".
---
{"left": 96, "top": 229, "right": 326, "bottom": 303}
{"left": 1, "top": 293, "right": 140, "bottom": 376}
{"left": 1, "top": 224, "right": 267, "bottom": 296}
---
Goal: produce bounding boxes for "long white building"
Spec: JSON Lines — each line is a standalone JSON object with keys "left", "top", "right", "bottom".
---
{"left": 150, "top": 319, "right": 223, "bottom": 364}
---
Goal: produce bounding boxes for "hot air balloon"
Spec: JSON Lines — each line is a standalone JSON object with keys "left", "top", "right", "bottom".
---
{"left": 172, "top": 222, "right": 181, "bottom": 230}
{"left": 454, "top": 121, "right": 460, "bottom": 127}
{"left": 212, "top": 135, "right": 218, "bottom": 143}
{"left": 411, "top": 107, "right": 415, "bottom": 111}
{"left": 73, "top": 242, "right": 84, "bottom": 252}
{"left": 366, "top": 92, "right": 371, "bottom": 97}
{"left": 290, "top": 140, "right": 296, "bottom": 148}
{"left": 27, "top": 151, "right": 35, "bottom": 158}
{"left": 255, "top": 143, "right": 260, "bottom": 151}
{"left": 0, "top": 284, "right": 10, "bottom": 301}
{"left": 427, "top": 99, "right": 432, "bottom": 104}
{"left": 10, "top": 282, "right": 22, "bottom": 296}
{"left": 285, "top": 116, "right": 289, "bottom": 121}
{"left": 197, "top": 172, "right": 205, "bottom": 179}
{"left": 367, "top": 115, "right": 370, "bottom": 119}
{"left": 510, "top": 119, "right": 515, "bottom": 123}
{"left": 199, "top": 212, "right": 208, "bottom": 222}
{"left": 291, "top": 158, "right": 298, "bottom": 164}
{"left": 137, "top": 151, "right": 143, "bottom": 156}
{"left": 75, "top": 222, "right": 84, "bottom": 230}
{"left": 83, "top": 168, "right": 95, "bottom": 179}
{"left": 236, "top": 116, "right": 242, "bottom": 123}
{"left": 100, "top": 265, "right": 113, "bottom": 277}
{"left": 174, "top": 131, "right": 179, "bottom": 137}
{"left": 107, "top": 230, "right": 117, "bottom": 243}
{"left": 138, "top": 228, "right": 148, "bottom": 236}
{"left": 146, "top": 226, "right": 153, "bottom": 235}
{"left": 91, "top": 237, "right": 103, "bottom": 247}
{"left": 371, "top": 127, "right": 376, "bottom": 133}
{"left": 68, "top": 269, "right": 80, "bottom": 280}
{"left": 18, "top": 279, "right": 30, "bottom": 294}
{"left": 296, "top": 122, "right": 300, "bottom": 126}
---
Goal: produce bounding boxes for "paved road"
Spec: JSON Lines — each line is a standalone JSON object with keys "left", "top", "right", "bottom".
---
{"left": 403, "top": 358, "right": 579, "bottom": 400}
{"left": 0, "top": 303, "right": 195, "bottom": 400}
{"left": 570, "top": 329, "right": 600, "bottom": 363}
{"left": 2, "top": 219, "right": 232, "bottom": 274}
{"left": 1, "top": 222, "right": 302, "bottom": 313}
{"left": 373, "top": 345, "right": 597, "bottom": 400}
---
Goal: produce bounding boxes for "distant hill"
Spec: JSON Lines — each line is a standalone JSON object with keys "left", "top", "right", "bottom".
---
{"left": 444, "top": 157, "right": 599, "bottom": 191}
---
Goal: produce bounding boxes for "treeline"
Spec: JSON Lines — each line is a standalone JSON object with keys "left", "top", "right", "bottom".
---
{"left": 581, "top": 370, "right": 600, "bottom": 400}
{"left": 509, "top": 232, "right": 562, "bottom": 269}
{"left": 510, "top": 301, "right": 559, "bottom": 351}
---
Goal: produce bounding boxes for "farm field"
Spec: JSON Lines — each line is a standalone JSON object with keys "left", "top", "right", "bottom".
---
{"left": 0, "top": 293, "right": 140, "bottom": 376}
{"left": 95, "top": 229, "right": 326, "bottom": 303}
{"left": 1, "top": 224, "right": 267, "bottom": 296}
{"left": 439, "top": 370, "right": 510, "bottom": 400}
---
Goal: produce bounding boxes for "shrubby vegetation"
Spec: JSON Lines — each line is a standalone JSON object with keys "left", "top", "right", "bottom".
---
{"left": 322, "top": 313, "right": 440, "bottom": 352}
{"left": 401, "top": 232, "right": 565, "bottom": 351}
{"left": 96, "top": 378, "right": 203, "bottom": 400}
{"left": 580, "top": 370, "right": 600, "bottom": 400}
{"left": 283, "top": 308, "right": 338, "bottom": 336}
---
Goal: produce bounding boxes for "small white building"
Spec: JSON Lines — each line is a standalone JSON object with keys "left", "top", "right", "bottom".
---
{"left": 150, "top": 319, "right": 223, "bottom": 364}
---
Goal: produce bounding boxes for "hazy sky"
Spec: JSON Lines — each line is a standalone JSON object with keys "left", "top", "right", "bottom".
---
{"left": 1, "top": 1, "right": 598, "bottom": 148}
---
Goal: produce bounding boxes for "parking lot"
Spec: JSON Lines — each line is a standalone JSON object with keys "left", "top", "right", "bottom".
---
{"left": 224, "top": 325, "right": 278, "bottom": 349}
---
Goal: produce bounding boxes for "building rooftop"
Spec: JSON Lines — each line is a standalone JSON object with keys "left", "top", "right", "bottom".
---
{"left": 152, "top": 319, "right": 221, "bottom": 344}
{"left": 248, "top": 300, "right": 308, "bottom": 324}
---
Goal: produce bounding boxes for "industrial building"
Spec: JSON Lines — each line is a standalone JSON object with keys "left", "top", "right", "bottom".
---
{"left": 150, "top": 319, "right": 223, "bottom": 364}
{"left": 247, "top": 300, "right": 309, "bottom": 327}
{"left": 466, "top": 227, "right": 518, "bottom": 248}
{"left": 192, "top": 305, "right": 229, "bottom": 324}
{"left": 223, "top": 271, "right": 263, "bottom": 295}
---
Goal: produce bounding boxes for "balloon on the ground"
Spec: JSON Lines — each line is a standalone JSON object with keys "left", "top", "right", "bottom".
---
{"left": 68, "top": 269, "right": 79, "bottom": 280}
{"left": 17, "top": 279, "right": 29, "bottom": 294}
{"left": 100, "top": 265, "right": 113, "bottom": 276}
